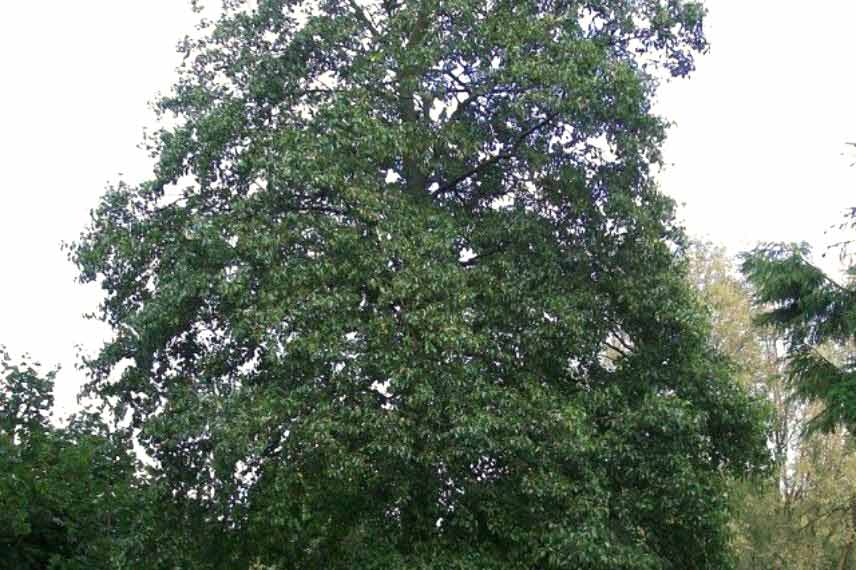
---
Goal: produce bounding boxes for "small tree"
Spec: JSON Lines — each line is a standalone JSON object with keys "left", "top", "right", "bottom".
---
{"left": 73, "top": 1, "right": 767, "bottom": 567}
{"left": 0, "top": 348, "right": 137, "bottom": 569}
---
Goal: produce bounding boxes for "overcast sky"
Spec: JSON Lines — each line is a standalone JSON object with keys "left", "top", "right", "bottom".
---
{"left": 1, "top": 1, "right": 854, "bottom": 415}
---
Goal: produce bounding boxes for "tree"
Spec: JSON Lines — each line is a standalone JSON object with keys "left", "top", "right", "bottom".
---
{"left": 689, "top": 244, "right": 856, "bottom": 569}
{"left": 730, "top": 427, "right": 856, "bottom": 570}
{"left": 688, "top": 242, "right": 767, "bottom": 379}
{"left": 742, "top": 242, "right": 856, "bottom": 434}
{"left": 0, "top": 347, "right": 137, "bottom": 569}
{"left": 742, "top": 238, "right": 856, "bottom": 568}
{"left": 72, "top": 1, "right": 767, "bottom": 568}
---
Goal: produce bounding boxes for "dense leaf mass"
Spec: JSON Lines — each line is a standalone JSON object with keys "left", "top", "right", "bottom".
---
{"left": 73, "top": 1, "right": 766, "bottom": 568}
{"left": 0, "top": 350, "right": 137, "bottom": 570}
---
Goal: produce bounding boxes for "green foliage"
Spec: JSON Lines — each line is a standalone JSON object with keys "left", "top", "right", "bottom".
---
{"left": 742, "top": 242, "right": 856, "bottom": 433}
{"left": 684, "top": 241, "right": 856, "bottom": 569}
{"left": 0, "top": 348, "right": 137, "bottom": 570}
{"left": 742, "top": 235, "right": 856, "bottom": 567}
{"left": 1, "top": 348, "right": 55, "bottom": 437}
{"left": 731, "top": 427, "right": 856, "bottom": 570}
{"left": 688, "top": 242, "right": 767, "bottom": 381}
{"left": 70, "top": 1, "right": 766, "bottom": 568}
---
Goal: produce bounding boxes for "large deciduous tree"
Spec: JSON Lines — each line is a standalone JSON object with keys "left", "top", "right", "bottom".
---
{"left": 72, "top": 1, "right": 767, "bottom": 568}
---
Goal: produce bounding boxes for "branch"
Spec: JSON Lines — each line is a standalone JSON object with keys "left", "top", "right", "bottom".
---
{"left": 604, "top": 341, "right": 628, "bottom": 358}
{"left": 381, "top": 0, "right": 400, "bottom": 17}
{"left": 445, "top": 69, "right": 473, "bottom": 95}
{"left": 432, "top": 111, "right": 559, "bottom": 198}
{"left": 609, "top": 332, "right": 634, "bottom": 354}
{"left": 347, "top": 0, "right": 380, "bottom": 37}
{"left": 600, "top": 315, "right": 636, "bottom": 358}
{"left": 407, "top": 0, "right": 433, "bottom": 47}
{"left": 787, "top": 250, "right": 848, "bottom": 293}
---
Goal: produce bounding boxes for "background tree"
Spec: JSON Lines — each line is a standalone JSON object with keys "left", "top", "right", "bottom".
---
{"left": 0, "top": 347, "right": 138, "bottom": 570}
{"left": 742, "top": 238, "right": 856, "bottom": 568}
{"left": 742, "top": 241, "right": 856, "bottom": 433}
{"left": 681, "top": 241, "right": 856, "bottom": 568}
{"left": 72, "top": 1, "right": 768, "bottom": 568}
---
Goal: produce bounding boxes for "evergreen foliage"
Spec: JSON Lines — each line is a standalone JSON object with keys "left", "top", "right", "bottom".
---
{"left": 691, "top": 243, "right": 856, "bottom": 569}
{"left": 742, "top": 226, "right": 856, "bottom": 568}
{"left": 742, "top": 242, "right": 856, "bottom": 434}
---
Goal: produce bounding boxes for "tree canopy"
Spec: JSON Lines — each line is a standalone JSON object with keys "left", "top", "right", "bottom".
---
{"left": 69, "top": 1, "right": 767, "bottom": 568}
{"left": 688, "top": 243, "right": 856, "bottom": 569}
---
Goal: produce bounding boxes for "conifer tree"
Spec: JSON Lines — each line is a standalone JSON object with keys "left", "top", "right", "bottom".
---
{"left": 743, "top": 234, "right": 856, "bottom": 569}
{"left": 743, "top": 241, "right": 856, "bottom": 434}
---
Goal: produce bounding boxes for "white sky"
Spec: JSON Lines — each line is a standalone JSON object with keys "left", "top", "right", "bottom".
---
{"left": 657, "top": 1, "right": 856, "bottom": 259}
{"left": 0, "top": 1, "right": 854, "bottom": 415}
